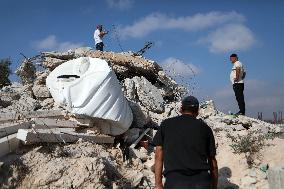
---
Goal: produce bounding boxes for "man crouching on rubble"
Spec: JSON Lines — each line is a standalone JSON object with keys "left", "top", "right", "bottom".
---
{"left": 153, "top": 96, "right": 218, "bottom": 189}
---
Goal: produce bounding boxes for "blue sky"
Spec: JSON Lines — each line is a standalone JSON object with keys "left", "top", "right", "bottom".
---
{"left": 1, "top": 0, "right": 284, "bottom": 119}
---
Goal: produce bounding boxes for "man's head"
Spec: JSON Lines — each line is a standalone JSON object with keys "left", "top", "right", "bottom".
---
{"left": 230, "top": 53, "right": 238, "bottom": 63}
{"left": 180, "top": 96, "right": 199, "bottom": 116}
{"left": 97, "top": 24, "right": 103, "bottom": 31}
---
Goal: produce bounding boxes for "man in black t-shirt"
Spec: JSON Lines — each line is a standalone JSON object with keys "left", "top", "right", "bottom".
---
{"left": 153, "top": 96, "right": 218, "bottom": 189}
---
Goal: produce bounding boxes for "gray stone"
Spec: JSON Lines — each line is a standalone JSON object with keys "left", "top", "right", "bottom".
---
{"left": 129, "top": 102, "right": 151, "bottom": 128}
{"left": 32, "top": 85, "right": 51, "bottom": 98}
{"left": 199, "top": 100, "right": 218, "bottom": 118}
{"left": 268, "top": 167, "right": 284, "bottom": 189}
{"left": 40, "top": 98, "right": 54, "bottom": 109}
{"left": 34, "top": 71, "right": 50, "bottom": 85}
{"left": 134, "top": 76, "right": 165, "bottom": 113}
{"left": 123, "top": 78, "right": 137, "bottom": 101}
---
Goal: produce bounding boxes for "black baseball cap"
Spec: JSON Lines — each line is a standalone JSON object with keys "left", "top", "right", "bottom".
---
{"left": 182, "top": 96, "right": 199, "bottom": 107}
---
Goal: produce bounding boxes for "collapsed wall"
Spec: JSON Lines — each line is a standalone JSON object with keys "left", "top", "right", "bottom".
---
{"left": 1, "top": 47, "right": 186, "bottom": 138}
{"left": 1, "top": 47, "right": 283, "bottom": 189}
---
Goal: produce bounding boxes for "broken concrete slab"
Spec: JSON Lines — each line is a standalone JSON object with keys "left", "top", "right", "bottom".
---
{"left": 32, "top": 118, "right": 78, "bottom": 128}
{"left": 0, "top": 121, "right": 32, "bottom": 138}
{"left": 41, "top": 51, "right": 75, "bottom": 60}
{"left": 126, "top": 76, "right": 165, "bottom": 113}
{"left": 0, "top": 110, "right": 64, "bottom": 122}
{"left": 17, "top": 129, "right": 114, "bottom": 144}
{"left": 0, "top": 134, "right": 19, "bottom": 157}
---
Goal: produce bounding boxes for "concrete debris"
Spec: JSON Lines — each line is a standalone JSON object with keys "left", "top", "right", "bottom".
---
{"left": 124, "top": 76, "right": 165, "bottom": 113}
{"left": 0, "top": 134, "right": 19, "bottom": 157}
{"left": 199, "top": 100, "right": 218, "bottom": 118}
{"left": 42, "top": 57, "right": 67, "bottom": 70}
{"left": 39, "top": 98, "right": 54, "bottom": 109}
{"left": 15, "top": 60, "right": 36, "bottom": 85}
{"left": 0, "top": 121, "right": 32, "bottom": 138}
{"left": 1, "top": 94, "right": 41, "bottom": 113}
{"left": 17, "top": 128, "right": 114, "bottom": 144}
{"left": 135, "top": 76, "right": 165, "bottom": 113}
{"left": 32, "top": 85, "right": 51, "bottom": 98}
{"left": 0, "top": 47, "right": 283, "bottom": 189}
{"left": 0, "top": 141, "right": 150, "bottom": 188}
{"left": 32, "top": 118, "right": 78, "bottom": 128}
{"left": 34, "top": 71, "right": 50, "bottom": 86}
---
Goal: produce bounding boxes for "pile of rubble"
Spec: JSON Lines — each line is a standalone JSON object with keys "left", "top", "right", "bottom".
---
{"left": 0, "top": 47, "right": 283, "bottom": 189}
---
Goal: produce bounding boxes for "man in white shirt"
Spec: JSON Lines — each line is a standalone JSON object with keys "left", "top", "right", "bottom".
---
{"left": 94, "top": 25, "right": 108, "bottom": 51}
{"left": 230, "top": 53, "right": 246, "bottom": 115}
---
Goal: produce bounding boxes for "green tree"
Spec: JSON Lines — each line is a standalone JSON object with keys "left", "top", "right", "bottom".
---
{"left": 0, "top": 58, "right": 12, "bottom": 88}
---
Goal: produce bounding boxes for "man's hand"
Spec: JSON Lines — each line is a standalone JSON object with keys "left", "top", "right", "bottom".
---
{"left": 209, "top": 156, "right": 218, "bottom": 189}
{"left": 155, "top": 146, "right": 164, "bottom": 189}
{"left": 155, "top": 184, "right": 164, "bottom": 189}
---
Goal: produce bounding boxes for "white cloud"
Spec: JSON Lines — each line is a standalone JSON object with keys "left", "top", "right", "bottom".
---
{"left": 199, "top": 24, "right": 255, "bottom": 53}
{"left": 160, "top": 57, "right": 200, "bottom": 77}
{"left": 106, "top": 0, "right": 133, "bottom": 10}
{"left": 118, "top": 11, "right": 245, "bottom": 39}
{"left": 33, "top": 35, "right": 83, "bottom": 52}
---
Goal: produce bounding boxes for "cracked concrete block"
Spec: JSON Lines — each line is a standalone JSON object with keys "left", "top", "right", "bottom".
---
{"left": 133, "top": 76, "right": 165, "bottom": 113}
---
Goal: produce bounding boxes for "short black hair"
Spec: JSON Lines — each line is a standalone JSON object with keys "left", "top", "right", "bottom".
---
{"left": 181, "top": 105, "right": 199, "bottom": 114}
{"left": 230, "top": 53, "right": 238, "bottom": 58}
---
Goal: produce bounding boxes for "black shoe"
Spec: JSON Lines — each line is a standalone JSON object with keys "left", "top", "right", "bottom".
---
{"left": 235, "top": 112, "right": 245, "bottom": 116}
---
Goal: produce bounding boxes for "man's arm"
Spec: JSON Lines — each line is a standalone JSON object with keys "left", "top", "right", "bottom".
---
{"left": 209, "top": 156, "right": 218, "bottom": 189}
{"left": 155, "top": 146, "right": 164, "bottom": 189}
{"left": 235, "top": 67, "right": 241, "bottom": 81}
{"left": 99, "top": 31, "right": 108, "bottom": 38}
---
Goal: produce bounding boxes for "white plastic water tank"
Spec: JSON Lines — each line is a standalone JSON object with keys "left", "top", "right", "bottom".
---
{"left": 46, "top": 57, "right": 133, "bottom": 135}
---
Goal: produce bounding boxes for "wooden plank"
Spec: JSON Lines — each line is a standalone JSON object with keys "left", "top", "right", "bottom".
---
{"left": 0, "top": 134, "right": 19, "bottom": 157}
{"left": 0, "top": 121, "right": 32, "bottom": 138}
{"left": 17, "top": 129, "right": 114, "bottom": 144}
{"left": 32, "top": 118, "right": 77, "bottom": 128}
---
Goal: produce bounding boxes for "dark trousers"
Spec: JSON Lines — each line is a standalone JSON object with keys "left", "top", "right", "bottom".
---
{"left": 96, "top": 42, "right": 104, "bottom": 51}
{"left": 233, "top": 83, "right": 245, "bottom": 114}
{"left": 164, "top": 171, "right": 211, "bottom": 189}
